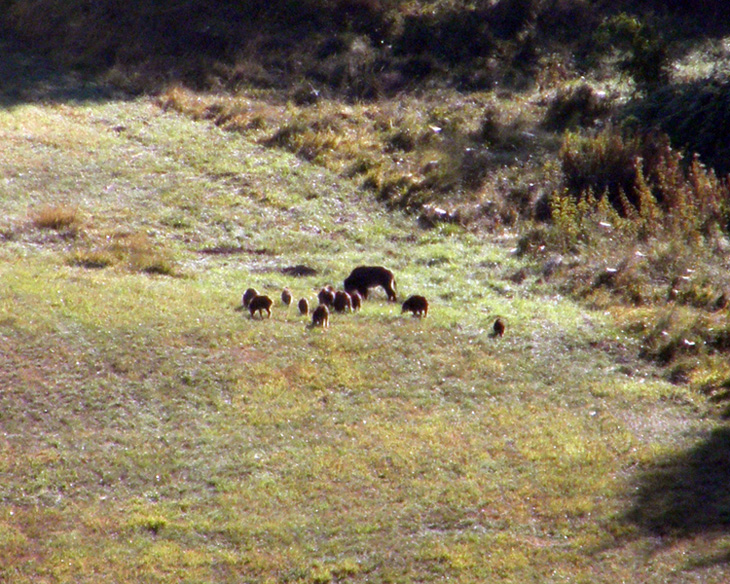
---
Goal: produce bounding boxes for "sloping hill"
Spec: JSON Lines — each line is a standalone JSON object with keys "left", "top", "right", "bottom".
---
{"left": 2, "top": 39, "right": 730, "bottom": 583}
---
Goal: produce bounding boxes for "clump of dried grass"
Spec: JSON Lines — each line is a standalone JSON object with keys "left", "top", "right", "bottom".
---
{"left": 30, "top": 204, "right": 82, "bottom": 232}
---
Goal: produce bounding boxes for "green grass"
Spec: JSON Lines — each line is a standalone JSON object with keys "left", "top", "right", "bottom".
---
{"left": 1, "top": 70, "right": 730, "bottom": 584}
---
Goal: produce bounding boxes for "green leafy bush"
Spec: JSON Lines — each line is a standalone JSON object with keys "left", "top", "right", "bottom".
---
{"left": 559, "top": 127, "right": 651, "bottom": 213}
{"left": 595, "top": 12, "right": 669, "bottom": 90}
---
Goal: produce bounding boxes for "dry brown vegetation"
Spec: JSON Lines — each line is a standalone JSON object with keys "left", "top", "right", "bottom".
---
{"left": 29, "top": 204, "right": 82, "bottom": 232}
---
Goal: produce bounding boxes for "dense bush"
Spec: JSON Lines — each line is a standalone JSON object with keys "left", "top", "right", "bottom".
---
{"left": 551, "top": 126, "right": 730, "bottom": 248}
{"left": 594, "top": 12, "right": 669, "bottom": 90}
{"left": 4, "top": 0, "right": 730, "bottom": 97}
{"left": 542, "top": 83, "right": 612, "bottom": 130}
{"left": 394, "top": 10, "right": 494, "bottom": 65}
{"left": 559, "top": 127, "right": 659, "bottom": 213}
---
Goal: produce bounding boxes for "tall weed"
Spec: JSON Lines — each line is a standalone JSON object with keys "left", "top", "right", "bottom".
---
{"left": 557, "top": 126, "right": 730, "bottom": 242}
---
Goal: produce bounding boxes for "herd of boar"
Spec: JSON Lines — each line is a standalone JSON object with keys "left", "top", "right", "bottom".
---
{"left": 242, "top": 265, "right": 423, "bottom": 328}
{"left": 242, "top": 265, "right": 505, "bottom": 336}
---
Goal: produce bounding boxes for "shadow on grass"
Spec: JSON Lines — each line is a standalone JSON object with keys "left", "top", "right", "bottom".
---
{"left": 0, "top": 37, "right": 117, "bottom": 107}
{"left": 627, "top": 426, "right": 730, "bottom": 539}
{"left": 623, "top": 79, "right": 730, "bottom": 176}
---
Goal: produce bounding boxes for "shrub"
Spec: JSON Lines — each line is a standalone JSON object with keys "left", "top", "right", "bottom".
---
{"left": 487, "top": 0, "right": 538, "bottom": 40}
{"left": 121, "top": 234, "right": 177, "bottom": 276}
{"left": 558, "top": 126, "right": 730, "bottom": 239}
{"left": 29, "top": 204, "right": 82, "bottom": 234}
{"left": 594, "top": 13, "right": 669, "bottom": 90}
{"left": 543, "top": 83, "right": 611, "bottom": 131}
{"left": 70, "top": 232, "right": 178, "bottom": 276}
{"left": 559, "top": 127, "right": 647, "bottom": 213}
{"left": 68, "top": 248, "right": 116, "bottom": 270}
{"left": 262, "top": 120, "right": 309, "bottom": 151}
{"left": 536, "top": 0, "right": 595, "bottom": 43}
{"left": 394, "top": 9, "right": 494, "bottom": 65}
{"left": 638, "top": 309, "right": 730, "bottom": 379}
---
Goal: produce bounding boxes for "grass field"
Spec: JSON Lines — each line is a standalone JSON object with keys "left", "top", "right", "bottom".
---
{"left": 2, "top": 49, "right": 730, "bottom": 583}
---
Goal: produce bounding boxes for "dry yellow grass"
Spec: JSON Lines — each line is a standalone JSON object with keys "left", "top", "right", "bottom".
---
{"left": 29, "top": 203, "right": 82, "bottom": 231}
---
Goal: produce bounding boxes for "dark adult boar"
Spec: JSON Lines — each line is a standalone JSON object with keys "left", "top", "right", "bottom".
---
{"left": 344, "top": 266, "right": 397, "bottom": 302}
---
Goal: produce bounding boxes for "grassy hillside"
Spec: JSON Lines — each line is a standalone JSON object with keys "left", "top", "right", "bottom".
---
{"left": 2, "top": 37, "right": 730, "bottom": 583}
{"left": 4, "top": 2, "right": 730, "bottom": 581}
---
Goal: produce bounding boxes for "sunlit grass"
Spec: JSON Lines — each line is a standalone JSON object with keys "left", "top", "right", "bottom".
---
{"left": 1, "top": 87, "right": 729, "bottom": 584}
{"left": 157, "top": 85, "right": 556, "bottom": 221}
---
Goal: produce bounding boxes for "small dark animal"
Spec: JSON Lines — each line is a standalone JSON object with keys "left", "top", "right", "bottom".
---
{"left": 344, "top": 266, "right": 397, "bottom": 302}
{"left": 311, "top": 304, "right": 329, "bottom": 328}
{"left": 350, "top": 290, "right": 362, "bottom": 311}
{"left": 333, "top": 290, "right": 353, "bottom": 313}
{"left": 242, "top": 287, "right": 259, "bottom": 308}
{"left": 298, "top": 297, "right": 309, "bottom": 316}
{"left": 318, "top": 286, "right": 335, "bottom": 307}
{"left": 281, "top": 288, "right": 292, "bottom": 307}
{"left": 401, "top": 295, "right": 429, "bottom": 317}
{"left": 248, "top": 295, "right": 273, "bottom": 319}
{"left": 492, "top": 317, "right": 505, "bottom": 337}
{"left": 281, "top": 264, "right": 318, "bottom": 277}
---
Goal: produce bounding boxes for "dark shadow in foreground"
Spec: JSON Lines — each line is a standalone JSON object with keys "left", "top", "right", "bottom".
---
{"left": 627, "top": 426, "right": 730, "bottom": 539}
